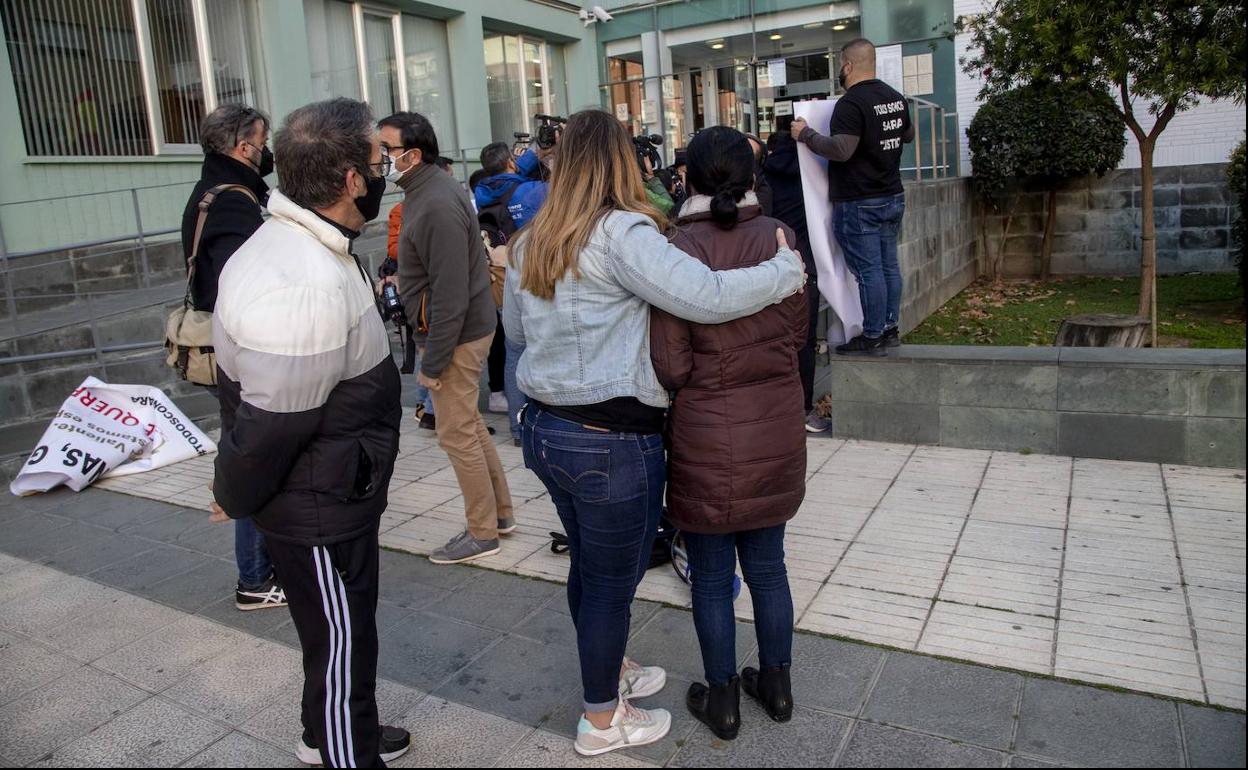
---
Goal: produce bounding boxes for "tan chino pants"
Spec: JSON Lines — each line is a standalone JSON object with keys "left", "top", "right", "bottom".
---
{"left": 429, "top": 333, "right": 514, "bottom": 540}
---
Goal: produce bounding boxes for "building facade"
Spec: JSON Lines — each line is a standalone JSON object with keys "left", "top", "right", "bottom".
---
{"left": 0, "top": 0, "right": 1242, "bottom": 256}
{"left": 0, "top": 0, "right": 601, "bottom": 254}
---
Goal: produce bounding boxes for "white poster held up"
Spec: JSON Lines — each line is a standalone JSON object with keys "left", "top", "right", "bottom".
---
{"left": 9, "top": 377, "right": 217, "bottom": 496}
{"left": 794, "top": 99, "right": 864, "bottom": 345}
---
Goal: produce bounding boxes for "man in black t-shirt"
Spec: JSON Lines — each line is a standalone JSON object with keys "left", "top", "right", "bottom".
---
{"left": 792, "top": 38, "right": 914, "bottom": 356}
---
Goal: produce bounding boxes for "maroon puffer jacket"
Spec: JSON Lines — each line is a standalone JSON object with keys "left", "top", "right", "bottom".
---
{"left": 650, "top": 201, "right": 808, "bottom": 535}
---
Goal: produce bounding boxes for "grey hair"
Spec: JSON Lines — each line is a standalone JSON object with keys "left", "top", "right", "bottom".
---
{"left": 274, "top": 98, "right": 376, "bottom": 211}
{"left": 199, "top": 104, "right": 269, "bottom": 155}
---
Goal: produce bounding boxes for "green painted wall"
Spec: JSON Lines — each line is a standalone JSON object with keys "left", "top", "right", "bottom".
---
{"left": 0, "top": 0, "right": 598, "bottom": 254}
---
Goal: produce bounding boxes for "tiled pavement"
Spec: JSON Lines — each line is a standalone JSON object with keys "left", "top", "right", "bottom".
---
{"left": 0, "top": 489, "right": 1244, "bottom": 768}
{"left": 93, "top": 414, "right": 1247, "bottom": 710}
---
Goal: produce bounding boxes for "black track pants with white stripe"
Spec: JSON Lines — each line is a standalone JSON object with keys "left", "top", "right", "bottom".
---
{"left": 268, "top": 530, "right": 383, "bottom": 768}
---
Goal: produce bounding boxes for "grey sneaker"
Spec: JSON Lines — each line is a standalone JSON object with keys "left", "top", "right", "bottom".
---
{"left": 498, "top": 515, "right": 517, "bottom": 536}
{"left": 804, "top": 410, "right": 832, "bottom": 433}
{"left": 429, "top": 530, "right": 501, "bottom": 565}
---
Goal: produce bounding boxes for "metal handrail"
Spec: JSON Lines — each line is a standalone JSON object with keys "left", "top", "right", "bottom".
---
{"left": 0, "top": 341, "right": 163, "bottom": 367}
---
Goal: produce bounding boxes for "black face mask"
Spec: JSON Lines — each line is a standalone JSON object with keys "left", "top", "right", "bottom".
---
{"left": 355, "top": 175, "right": 386, "bottom": 222}
{"left": 838, "top": 67, "right": 849, "bottom": 90}
{"left": 258, "top": 145, "right": 274, "bottom": 177}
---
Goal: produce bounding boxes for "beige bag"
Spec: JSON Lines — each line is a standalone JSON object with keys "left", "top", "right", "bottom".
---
{"left": 165, "top": 184, "right": 258, "bottom": 386}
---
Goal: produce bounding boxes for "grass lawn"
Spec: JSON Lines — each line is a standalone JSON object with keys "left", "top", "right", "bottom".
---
{"left": 904, "top": 273, "right": 1246, "bottom": 348}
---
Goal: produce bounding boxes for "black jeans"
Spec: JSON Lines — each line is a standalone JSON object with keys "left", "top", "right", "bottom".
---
{"left": 797, "top": 275, "right": 820, "bottom": 412}
{"left": 488, "top": 315, "right": 506, "bottom": 393}
{"left": 268, "top": 529, "right": 384, "bottom": 768}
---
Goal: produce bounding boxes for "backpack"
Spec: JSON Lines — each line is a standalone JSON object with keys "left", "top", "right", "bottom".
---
{"left": 477, "top": 182, "right": 520, "bottom": 243}
{"left": 164, "top": 184, "right": 259, "bottom": 386}
{"left": 478, "top": 183, "right": 519, "bottom": 309}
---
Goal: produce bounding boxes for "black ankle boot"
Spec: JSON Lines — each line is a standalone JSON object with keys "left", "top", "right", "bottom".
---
{"left": 742, "top": 665, "right": 793, "bottom": 723}
{"left": 686, "top": 676, "right": 741, "bottom": 740}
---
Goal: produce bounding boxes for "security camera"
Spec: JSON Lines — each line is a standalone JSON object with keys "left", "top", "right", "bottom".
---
{"left": 581, "top": 5, "right": 613, "bottom": 26}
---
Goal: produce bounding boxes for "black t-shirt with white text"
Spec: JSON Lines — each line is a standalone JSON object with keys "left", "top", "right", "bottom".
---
{"left": 827, "top": 79, "right": 911, "bottom": 202}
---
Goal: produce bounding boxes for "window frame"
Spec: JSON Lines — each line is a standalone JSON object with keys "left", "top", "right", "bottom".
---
{"left": 132, "top": 0, "right": 263, "bottom": 156}
{"left": 485, "top": 31, "right": 562, "bottom": 136}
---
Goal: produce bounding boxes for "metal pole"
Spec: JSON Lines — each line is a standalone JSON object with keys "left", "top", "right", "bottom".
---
{"left": 85, "top": 292, "right": 106, "bottom": 370}
{"left": 131, "top": 188, "right": 151, "bottom": 288}
{"left": 941, "top": 111, "right": 948, "bottom": 178}
{"left": 0, "top": 214, "right": 19, "bottom": 334}
{"left": 0, "top": 340, "right": 164, "bottom": 367}
{"left": 929, "top": 105, "right": 937, "bottom": 179}
{"left": 913, "top": 103, "right": 922, "bottom": 181}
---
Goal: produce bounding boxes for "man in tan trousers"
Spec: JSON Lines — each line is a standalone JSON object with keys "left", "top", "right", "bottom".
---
{"left": 382, "top": 110, "right": 515, "bottom": 564}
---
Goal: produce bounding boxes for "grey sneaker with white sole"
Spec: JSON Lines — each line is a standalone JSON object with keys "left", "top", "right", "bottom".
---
{"left": 429, "top": 530, "right": 501, "bottom": 565}
{"left": 498, "top": 515, "right": 517, "bottom": 535}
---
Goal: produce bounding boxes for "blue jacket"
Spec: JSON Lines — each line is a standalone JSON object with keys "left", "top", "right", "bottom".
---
{"left": 473, "top": 149, "right": 548, "bottom": 230}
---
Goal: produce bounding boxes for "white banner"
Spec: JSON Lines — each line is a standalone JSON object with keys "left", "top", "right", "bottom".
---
{"left": 794, "top": 99, "right": 864, "bottom": 345}
{"left": 9, "top": 377, "right": 217, "bottom": 496}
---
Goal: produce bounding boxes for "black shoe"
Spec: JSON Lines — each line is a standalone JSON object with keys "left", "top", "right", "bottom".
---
{"left": 419, "top": 413, "right": 436, "bottom": 431}
{"left": 297, "top": 725, "right": 411, "bottom": 765}
{"left": 687, "top": 677, "right": 741, "bottom": 740}
{"left": 882, "top": 327, "right": 902, "bottom": 348}
{"left": 234, "top": 577, "right": 287, "bottom": 612}
{"left": 742, "top": 665, "right": 793, "bottom": 723}
{"left": 835, "top": 334, "right": 887, "bottom": 357}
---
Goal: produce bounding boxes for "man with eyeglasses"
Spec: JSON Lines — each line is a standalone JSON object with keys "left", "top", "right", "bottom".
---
{"left": 379, "top": 111, "right": 516, "bottom": 566}
{"left": 179, "top": 103, "right": 287, "bottom": 613}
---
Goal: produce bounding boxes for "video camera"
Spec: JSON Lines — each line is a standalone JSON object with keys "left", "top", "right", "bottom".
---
{"left": 632, "top": 133, "right": 664, "bottom": 176}
{"left": 376, "top": 263, "right": 417, "bottom": 374}
{"left": 659, "top": 146, "right": 688, "bottom": 205}
{"left": 511, "top": 131, "right": 531, "bottom": 158}
{"left": 534, "top": 114, "right": 566, "bottom": 150}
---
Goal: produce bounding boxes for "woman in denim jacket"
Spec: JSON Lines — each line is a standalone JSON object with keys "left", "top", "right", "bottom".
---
{"left": 502, "top": 110, "right": 805, "bottom": 758}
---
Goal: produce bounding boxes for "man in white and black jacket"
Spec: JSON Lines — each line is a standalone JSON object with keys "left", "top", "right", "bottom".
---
{"left": 209, "top": 98, "right": 410, "bottom": 768}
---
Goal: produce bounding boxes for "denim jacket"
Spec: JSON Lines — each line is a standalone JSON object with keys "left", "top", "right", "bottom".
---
{"left": 502, "top": 210, "right": 805, "bottom": 409}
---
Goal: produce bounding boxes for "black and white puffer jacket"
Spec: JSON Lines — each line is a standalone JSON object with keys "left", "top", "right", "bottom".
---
{"left": 212, "top": 190, "right": 402, "bottom": 547}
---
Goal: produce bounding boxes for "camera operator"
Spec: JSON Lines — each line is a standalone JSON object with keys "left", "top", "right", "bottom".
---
{"left": 472, "top": 128, "right": 557, "bottom": 434}
{"left": 633, "top": 133, "right": 676, "bottom": 216}
{"left": 474, "top": 141, "right": 552, "bottom": 235}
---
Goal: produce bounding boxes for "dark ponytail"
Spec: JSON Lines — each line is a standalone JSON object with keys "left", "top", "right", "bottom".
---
{"left": 686, "top": 126, "right": 755, "bottom": 230}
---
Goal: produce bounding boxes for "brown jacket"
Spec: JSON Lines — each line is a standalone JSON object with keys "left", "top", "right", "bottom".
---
{"left": 650, "top": 197, "right": 808, "bottom": 535}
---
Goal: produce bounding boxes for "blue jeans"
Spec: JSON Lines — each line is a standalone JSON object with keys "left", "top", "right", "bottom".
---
{"left": 504, "top": 338, "right": 526, "bottom": 441}
{"left": 235, "top": 517, "right": 273, "bottom": 589}
{"left": 522, "top": 405, "right": 665, "bottom": 712}
{"left": 683, "top": 525, "right": 793, "bottom": 687}
{"left": 214, "top": 384, "right": 272, "bottom": 589}
{"left": 414, "top": 347, "right": 434, "bottom": 415}
{"left": 833, "top": 193, "right": 906, "bottom": 338}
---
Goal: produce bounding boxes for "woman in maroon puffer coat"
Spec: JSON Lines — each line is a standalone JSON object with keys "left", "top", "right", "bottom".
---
{"left": 650, "top": 126, "right": 808, "bottom": 742}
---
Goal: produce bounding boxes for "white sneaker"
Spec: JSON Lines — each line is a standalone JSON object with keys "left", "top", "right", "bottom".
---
{"left": 619, "top": 657, "right": 666, "bottom": 700}
{"left": 488, "top": 392, "right": 508, "bottom": 413}
{"left": 575, "top": 700, "right": 672, "bottom": 757}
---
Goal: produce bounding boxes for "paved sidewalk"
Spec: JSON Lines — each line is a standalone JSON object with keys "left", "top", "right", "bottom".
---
{"left": 0, "top": 490, "right": 1244, "bottom": 768}
{"left": 93, "top": 415, "right": 1247, "bottom": 710}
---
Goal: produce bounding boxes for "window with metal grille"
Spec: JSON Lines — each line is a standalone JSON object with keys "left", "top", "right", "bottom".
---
{"left": 0, "top": 0, "right": 262, "bottom": 157}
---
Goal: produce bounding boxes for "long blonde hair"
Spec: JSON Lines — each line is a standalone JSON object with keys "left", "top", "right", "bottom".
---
{"left": 515, "top": 110, "right": 666, "bottom": 300}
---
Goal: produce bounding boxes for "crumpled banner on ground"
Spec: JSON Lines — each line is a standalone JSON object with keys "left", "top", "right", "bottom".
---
{"left": 9, "top": 376, "right": 216, "bottom": 496}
